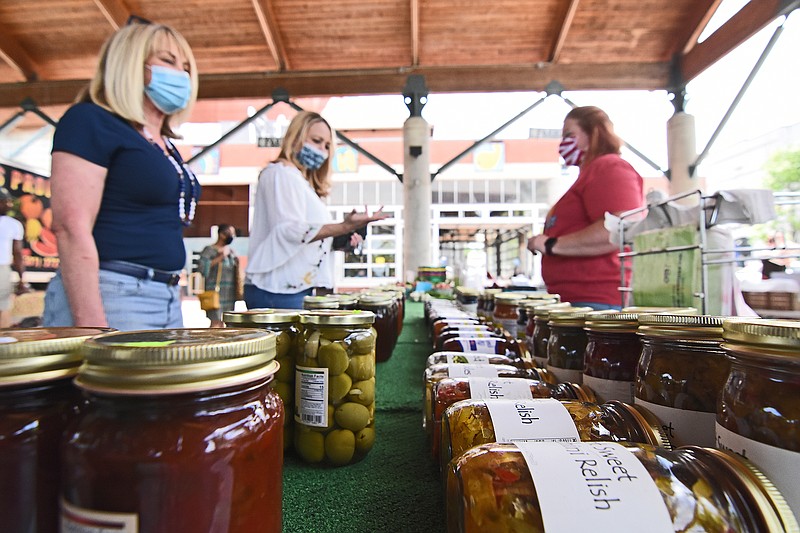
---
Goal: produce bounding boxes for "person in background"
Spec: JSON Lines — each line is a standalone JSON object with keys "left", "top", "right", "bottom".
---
{"left": 527, "top": 106, "right": 644, "bottom": 310}
{"left": 244, "top": 111, "right": 386, "bottom": 309}
{"left": 0, "top": 188, "right": 27, "bottom": 327}
{"left": 197, "top": 224, "right": 240, "bottom": 327}
{"left": 43, "top": 21, "right": 200, "bottom": 330}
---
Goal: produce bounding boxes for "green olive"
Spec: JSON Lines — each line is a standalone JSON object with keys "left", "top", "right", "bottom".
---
{"left": 348, "top": 378, "right": 375, "bottom": 406}
{"left": 275, "top": 356, "right": 294, "bottom": 382}
{"left": 325, "top": 429, "right": 356, "bottom": 465}
{"left": 320, "top": 327, "right": 349, "bottom": 341}
{"left": 273, "top": 381, "right": 292, "bottom": 404}
{"left": 346, "top": 354, "right": 375, "bottom": 380}
{"left": 295, "top": 428, "right": 325, "bottom": 463}
{"left": 354, "top": 427, "right": 375, "bottom": 454}
{"left": 275, "top": 330, "right": 291, "bottom": 358}
{"left": 304, "top": 330, "right": 321, "bottom": 360}
{"left": 318, "top": 342, "right": 349, "bottom": 375}
{"left": 350, "top": 332, "right": 376, "bottom": 355}
{"left": 329, "top": 373, "right": 353, "bottom": 403}
{"left": 334, "top": 402, "right": 371, "bottom": 432}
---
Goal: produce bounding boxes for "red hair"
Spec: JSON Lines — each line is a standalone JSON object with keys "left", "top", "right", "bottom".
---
{"left": 565, "top": 106, "right": 622, "bottom": 167}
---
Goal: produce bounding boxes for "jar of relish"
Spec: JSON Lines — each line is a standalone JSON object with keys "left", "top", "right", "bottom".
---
{"left": 455, "top": 286, "right": 479, "bottom": 314}
{"left": 717, "top": 318, "right": 800, "bottom": 520}
{"left": 583, "top": 311, "right": 641, "bottom": 403}
{"left": 481, "top": 288, "right": 502, "bottom": 325}
{"left": 530, "top": 303, "right": 571, "bottom": 368}
{"left": 635, "top": 314, "right": 730, "bottom": 448}
{"left": 546, "top": 307, "right": 594, "bottom": 384}
{"left": 434, "top": 324, "right": 495, "bottom": 349}
{"left": 303, "top": 295, "right": 340, "bottom": 310}
{"left": 357, "top": 293, "right": 398, "bottom": 362}
{"left": 62, "top": 329, "right": 283, "bottom": 533}
{"left": 516, "top": 296, "right": 559, "bottom": 350}
{"left": 492, "top": 292, "right": 526, "bottom": 339}
{"left": 426, "top": 351, "right": 524, "bottom": 369}
{"left": 0, "top": 327, "right": 110, "bottom": 533}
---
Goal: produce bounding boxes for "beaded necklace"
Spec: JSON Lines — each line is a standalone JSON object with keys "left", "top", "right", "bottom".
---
{"left": 143, "top": 127, "right": 199, "bottom": 226}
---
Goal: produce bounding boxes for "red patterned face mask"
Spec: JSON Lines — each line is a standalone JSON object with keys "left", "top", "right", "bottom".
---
{"left": 558, "top": 136, "right": 583, "bottom": 166}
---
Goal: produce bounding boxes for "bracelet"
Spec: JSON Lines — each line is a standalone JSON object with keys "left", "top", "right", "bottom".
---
{"left": 544, "top": 237, "right": 558, "bottom": 256}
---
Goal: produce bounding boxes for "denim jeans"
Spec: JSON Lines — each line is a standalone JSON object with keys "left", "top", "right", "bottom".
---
{"left": 43, "top": 269, "right": 183, "bottom": 331}
{"left": 243, "top": 284, "right": 312, "bottom": 310}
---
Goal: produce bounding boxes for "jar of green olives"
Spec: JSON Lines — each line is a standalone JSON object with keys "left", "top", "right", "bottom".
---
{"left": 224, "top": 309, "right": 303, "bottom": 450}
{"left": 295, "top": 310, "right": 377, "bottom": 466}
{"left": 446, "top": 441, "right": 798, "bottom": 533}
{"left": 530, "top": 303, "right": 571, "bottom": 368}
{"left": 583, "top": 311, "right": 641, "bottom": 403}
{"left": 717, "top": 318, "right": 800, "bottom": 519}
{"left": 441, "top": 398, "right": 669, "bottom": 468}
{"left": 546, "top": 307, "right": 594, "bottom": 384}
{"left": 635, "top": 314, "right": 730, "bottom": 448}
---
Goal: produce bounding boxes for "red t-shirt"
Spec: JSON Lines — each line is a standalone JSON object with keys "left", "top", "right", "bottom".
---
{"left": 541, "top": 154, "right": 643, "bottom": 305}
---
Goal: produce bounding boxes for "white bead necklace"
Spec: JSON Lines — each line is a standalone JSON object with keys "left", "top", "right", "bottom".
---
{"left": 143, "top": 127, "right": 199, "bottom": 226}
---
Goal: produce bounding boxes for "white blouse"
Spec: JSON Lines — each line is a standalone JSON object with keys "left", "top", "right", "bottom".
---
{"left": 245, "top": 162, "right": 334, "bottom": 293}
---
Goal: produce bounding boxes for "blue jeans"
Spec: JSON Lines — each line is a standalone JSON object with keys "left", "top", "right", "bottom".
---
{"left": 570, "top": 302, "right": 622, "bottom": 311}
{"left": 43, "top": 269, "right": 183, "bottom": 331}
{"left": 243, "top": 284, "right": 312, "bottom": 310}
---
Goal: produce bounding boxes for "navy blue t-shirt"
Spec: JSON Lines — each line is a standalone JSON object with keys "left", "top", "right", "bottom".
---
{"left": 52, "top": 102, "right": 200, "bottom": 271}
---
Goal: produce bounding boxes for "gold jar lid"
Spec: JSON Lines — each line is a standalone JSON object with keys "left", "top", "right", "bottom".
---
{"left": 358, "top": 293, "right": 394, "bottom": 307}
{"left": 327, "top": 293, "right": 360, "bottom": 306}
{"left": 494, "top": 293, "right": 526, "bottom": 305}
{"left": 531, "top": 302, "right": 572, "bottom": 318}
{"left": 76, "top": 329, "right": 278, "bottom": 395}
{"left": 622, "top": 306, "right": 698, "bottom": 315}
{"left": 455, "top": 286, "right": 479, "bottom": 296}
{"left": 223, "top": 309, "right": 301, "bottom": 326}
{"left": 303, "top": 295, "right": 340, "bottom": 310}
{"left": 547, "top": 307, "right": 595, "bottom": 326}
{"left": 585, "top": 311, "right": 639, "bottom": 331}
{"left": 607, "top": 401, "right": 672, "bottom": 450}
{"left": 0, "top": 327, "right": 113, "bottom": 386}
{"left": 300, "top": 310, "right": 376, "bottom": 326}
{"left": 637, "top": 314, "right": 724, "bottom": 341}
{"left": 520, "top": 292, "right": 561, "bottom": 301}
{"left": 722, "top": 319, "right": 800, "bottom": 360}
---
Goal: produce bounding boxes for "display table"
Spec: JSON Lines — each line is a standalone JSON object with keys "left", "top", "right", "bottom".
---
{"left": 283, "top": 301, "right": 445, "bottom": 532}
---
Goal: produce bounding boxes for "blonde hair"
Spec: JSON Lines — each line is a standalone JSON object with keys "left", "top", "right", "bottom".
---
{"left": 80, "top": 23, "right": 198, "bottom": 138}
{"left": 277, "top": 111, "right": 334, "bottom": 197}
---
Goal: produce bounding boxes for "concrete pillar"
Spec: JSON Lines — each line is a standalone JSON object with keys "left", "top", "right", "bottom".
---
{"left": 667, "top": 112, "right": 699, "bottom": 201}
{"left": 402, "top": 115, "right": 432, "bottom": 284}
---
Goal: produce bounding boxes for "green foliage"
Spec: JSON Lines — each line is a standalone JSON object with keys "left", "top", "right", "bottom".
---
{"left": 764, "top": 148, "right": 800, "bottom": 192}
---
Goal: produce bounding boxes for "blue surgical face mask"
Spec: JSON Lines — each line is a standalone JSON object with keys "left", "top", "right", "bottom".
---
{"left": 145, "top": 65, "right": 192, "bottom": 115}
{"left": 296, "top": 143, "right": 328, "bottom": 170}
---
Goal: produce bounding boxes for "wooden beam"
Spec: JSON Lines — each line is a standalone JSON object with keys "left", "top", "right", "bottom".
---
{"left": 0, "top": 24, "right": 38, "bottom": 81}
{"left": 251, "top": 0, "right": 289, "bottom": 70}
{"left": 410, "top": 0, "right": 420, "bottom": 66}
{"left": 677, "top": 0, "right": 723, "bottom": 55}
{"left": 681, "top": 0, "right": 798, "bottom": 82}
{"left": 92, "top": 0, "right": 130, "bottom": 30}
{"left": 549, "top": 0, "right": 580, "bottom": 63}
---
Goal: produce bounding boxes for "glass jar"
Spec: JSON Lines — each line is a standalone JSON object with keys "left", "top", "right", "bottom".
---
{"left": 0, "top": 327, "right": 110, "bottom": 533}
{"left": 546, "top": 307, "right": 594, "bottom": 384}
{"left": 327, "top": 293, "right": 359, "bottom": 310}
{"left": 446, "top": 441, "right": 798, "bottom": 533}
{"left": 224, "top": 309, "right": 303, "bottom": 450}
{"left": 440, "top": 336, "right": 513, "bottom": 357}
{"left": 432, "top": 317, "right": 481, "bottom": 340}
{"left": 530, "top": 303, "right": 571, "bottom": 368}
{"left": 622, "top": 306, "right": 698, "bottom": 314}
{"left": 635, "top": 314, "right": 729, "bottom": 448}
{"left": 296, "top": 310, "right": 377, "bottom": 466}
{"left": 303, "top": 295, "right": 340, "bottom": 310}
{"left": 516, "top": 297, "right": 558, "bottom": 348}
{"left": 482, "top": 288, "right": 502, "bottom": 326}
{"left": 62, "top": 329, "right": 283, "bottom": 533}
{"left": 441, "top": 398, "right": 669, "bottom": 467}
{"left": 357, "top": 293, "right": 398, "bottom": 362}
{"left": 492, "top": 292, "right": 526, "bottom": 339}
{"left": 435, "top": 328, "right": 501, "bottom": 352}
{"left": 717, "top": 318, "right": 800, "bottom": 519}
{"left": 426, "top": 351, "right": 524, "bottom": 369}
{"left": 456, "top": 286, "right": 479, "bottom": 314}
{"left": 583, "top": 311, "right": 642, "bottom": 403}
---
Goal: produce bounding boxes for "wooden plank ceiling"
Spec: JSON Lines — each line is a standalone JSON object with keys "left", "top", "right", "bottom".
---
{"left": 0, "top": 0, "right": 796, "bottom": 111}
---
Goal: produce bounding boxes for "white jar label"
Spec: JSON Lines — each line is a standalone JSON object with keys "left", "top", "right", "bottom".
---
{"left": 546, "top": 365, "right": 583, "bottom": 384}
{"left": 468, "top": 377, "right": 534, "bottom": 400}
{"left": 633, "top": 398, "right": 716, "bottom": 447}
{"left": 295, "top": 365, "right": 329, "bottom": 427}
{"left": 444, "top": 353, "right": 490, "bottom": 365}
{"left": 61, "top": 500, "right": 138, "bottom": 532}
{"left": 488, "top": 399, "right": 580, "bottom": 443}
{"left": 496, "top": 318, "right": 518, "bottom": 338}
{"left": 517, "top": 441, "right": 674, "bottom": 533}
{"left": 447, "top": 363, "right": 499, "bottom": 378}
{"left": 456, "top": 338, "right": 501, "bottom": 353}
{"left": 716, "top": 422, "right": 800, "bottom": 519}
{"left": 582, "top": 375, "right": 635, "bottom": 404}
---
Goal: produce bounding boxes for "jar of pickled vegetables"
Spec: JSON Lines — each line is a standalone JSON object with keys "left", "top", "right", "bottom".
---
{"left": 530, "top": 303, "right": 571, "bottom": 368}
{"left": 0, "top": 327, "right": 110, "bottom": 532}
{"left": 62, "top": 329, "right": 283, "bottom": 533}
{"left": 426, "top": 351, "right": 524, "bottom": 369}
{"left": 456, "top": 286, "right": 479, "bottom": 314}
{"left": 357, "top": 293, "right": 398, "bottom": 362}
{"left": 493, "top": 293, "right": 525, "bottom": 339}
{"left": 296, "top": 310, "right": 377, "bottom": 466}
{"left": 303, "top": 295, "right": 340, "bottom": 310}
{"left": 583, "top": 311, "right": 641, "bottom": 403}
{"left": 635, "top": 314, "right": 729, "bottom": 448}
{"left": 546, "top": 307, "right": 594, "bottom": 384}
{"left": 224, "top": 309, "right": 303, "bottom": 450}
{"left": 446, "top": 441, "right": 798, "bottom": 533}
{"left": 441, "top": 398, "right": 668, "bottom": 467}
{"left": 717, "top": 318, "right": 800, "bottom": 519}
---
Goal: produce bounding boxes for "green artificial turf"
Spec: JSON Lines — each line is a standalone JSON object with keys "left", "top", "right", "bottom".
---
{"left": 282, "top": 301, "right": 446, "bottom": 533}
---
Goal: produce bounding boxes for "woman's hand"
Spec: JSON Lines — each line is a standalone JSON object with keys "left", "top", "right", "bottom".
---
{"left": 527, "top": 234, "right": 548, "bottom": 255}
{"left": 343, "top": 205, "right": 388, "bottom": 232}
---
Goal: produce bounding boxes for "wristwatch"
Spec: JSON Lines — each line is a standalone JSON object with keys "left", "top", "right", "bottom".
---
{"left": 544, "top": 237, "right": 558, "bottom": 256}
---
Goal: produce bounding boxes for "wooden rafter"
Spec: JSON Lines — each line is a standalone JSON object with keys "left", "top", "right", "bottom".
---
{"left": 410, "top": 0, "right": 420, "bottom": 66}
{"left": 0, "top": 23, "right": 37, "bottom": 81}
{"left": 251, "top": 0, "right": 288, "bottom": 71}
{"left": 549, "top": 0, "right": 580, "bottom": 63}
{"left": 677, "top": 0, "right": 723, "bottom": 55}
{"left": 92, "top": 0, "right": 130, "bottom": 30}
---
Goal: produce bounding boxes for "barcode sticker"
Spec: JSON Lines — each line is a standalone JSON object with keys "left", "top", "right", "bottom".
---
{"left": 295, "top": 365, "right": 329, "bottom": 427}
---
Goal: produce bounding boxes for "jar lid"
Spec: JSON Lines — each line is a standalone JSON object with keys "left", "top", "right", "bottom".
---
{"left": 531, "top": 302, "right": 572, "bottom": 318}
{"left": 621, "top": 306, "right": 698, "bottom": 314}
{"left": 681, "top": 447, "right": 799, "bottom": 533}
{"left": 0, "top": 327, "right": 113, "bottom": 386}
{"left": 358, "top": 294, "right": 394, "bottom": 307}
{"left": 223, "top": 309, "right": 301, "bottom": 325}
{"left": 520, "top": 292, "right": 561, "bottom": 301}
{"left": 722, "top": 319, "right": 800, "bottom": 356}
{"left": 455, "top": 286, "right": 479, "bottom": 296}
{"left": 637, "top": 314, "right": 724, "bottom": 340}
{"left": 76, "top": 329, "right": 278, "bottom": 395}
{"left": 494, "top": 292, "right": 526, "bottom": 304}
{"left": 547, "top": 307, "right": 595, "bottom": 325}
{"left": 584, "top": 311, "right": 639, "bottom": 331}
{"left": 303, "top": 295, "right": 340, "bottom": 309}
{"left": 607, "top": 401, "right": 672, "bottom": 450}
{"left": 300, "top": 310, "right": 376, "bottom": 326}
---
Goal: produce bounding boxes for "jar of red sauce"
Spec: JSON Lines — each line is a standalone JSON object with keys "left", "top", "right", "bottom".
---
{"left": 492, "top": 292, "right": 526, "bottom": 339}
{"left": 0, "top": 327, "right": 110, "bottom": 533}
{"left": 357, "top": 293, "right": 398, "bottom": 362}
{"left": 61, "top": 329, "right": 283, "bottom": 533}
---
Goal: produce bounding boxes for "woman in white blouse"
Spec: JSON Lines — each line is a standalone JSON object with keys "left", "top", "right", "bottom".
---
{"left": 244, "top": 111, "right": 385, "bottom": 309}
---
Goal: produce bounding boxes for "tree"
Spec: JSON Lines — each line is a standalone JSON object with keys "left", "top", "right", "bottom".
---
{"left": 763, "top": 148, "right": 800, "bottom": 242}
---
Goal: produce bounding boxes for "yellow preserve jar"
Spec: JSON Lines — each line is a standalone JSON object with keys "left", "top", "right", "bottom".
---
{"left": 62, "top": 329, "right": 283, "bottom": 533}
{"left": 717, "top": 318, "right": 800, "bottom": 520}
{"left": 583, "top": 311, "right": 641, "bottom": 403}
{"left": 296, "top": 310, "right": 377, "bottom": 466}
{"left": 0, "top": 327, "right": 111, "bottom": 532}
{"left": 635, "top": 314, "right": 730, "bottom": 447}
{"left": 546, "top": 307, "right": 594, "bottom": 384}
{"left": 224, "top": 309, "right": 303, "bottom": 450}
